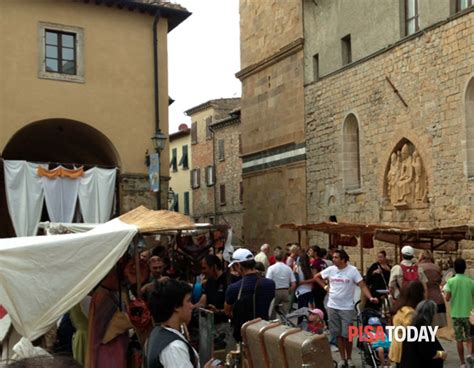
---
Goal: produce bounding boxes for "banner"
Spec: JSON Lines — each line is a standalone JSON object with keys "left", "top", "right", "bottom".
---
{"left": 148, "top": 153, "right": 160, "bottom": 192}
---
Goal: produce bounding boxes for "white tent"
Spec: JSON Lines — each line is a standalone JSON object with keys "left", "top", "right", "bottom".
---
{"left": 0, "top": 218, "right": 137, "bottom": 358}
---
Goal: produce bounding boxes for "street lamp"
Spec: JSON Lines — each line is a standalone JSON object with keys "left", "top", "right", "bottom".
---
{"left": 150, "top": 130, "right": 167, "bottom": 209}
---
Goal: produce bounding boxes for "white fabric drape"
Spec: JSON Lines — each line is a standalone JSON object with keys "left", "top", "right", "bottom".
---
{"left": 3, "top": 161, "right": 45, "bottom": 237}
{"left": 0, "top": 218, "right": 137, "bottom": 345}
{"left": 41, "top": 177, "right": 80, "bottom": 223}
{"left": 78, "top": 167, "right": 117, "bottom": 223}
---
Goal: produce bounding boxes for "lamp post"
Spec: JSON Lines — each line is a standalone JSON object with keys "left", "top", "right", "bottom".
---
{"left": 151, "top": 130, "right": 167, "bottom": 210}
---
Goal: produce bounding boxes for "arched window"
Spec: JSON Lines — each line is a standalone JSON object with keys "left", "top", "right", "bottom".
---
{"left": 466, "top": 78, "right": 474, "bottom": 178}
{"left": 343, "top": 114, "right": 361, "bottom": 190}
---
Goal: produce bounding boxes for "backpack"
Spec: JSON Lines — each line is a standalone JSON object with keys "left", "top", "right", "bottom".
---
{"left": 400, "top": 264, "right": 419, "bottom": 287}
{"left": 231, "top": 276, "right": 260, "bottom": 342}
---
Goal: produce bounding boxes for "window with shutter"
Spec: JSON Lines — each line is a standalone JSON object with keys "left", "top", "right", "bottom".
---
{"left": 206, "top": 165, "right": 215, "bottom": 186}
{"left": 184, "top": 192, "right": 190, "bottom": 215}
{"left": 191, "top": 122, "right": 198, "bottom": 144}
{"left": 206, "top": 117, "right": 212, "bottom": 140}
{"left": 218, "top": 139, "right": 225, "bottom": 161}
{"left": 220, "top": 184, "right": 226, "bottom": 205}
{"left": 170, "top": 148, "right": 177, "bottom": 172}
{"left": 240, "top": 181, "right": 243, "bottom": 203}
{"left": 191, "top": 168, "right": 200, "bottom": 189}
{"left": 179, "top": 145, "right": 189, "bottom": 169}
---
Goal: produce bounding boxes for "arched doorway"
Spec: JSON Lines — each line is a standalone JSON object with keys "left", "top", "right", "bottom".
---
{"left": 0, "top": 118, "right": 121, "bottom": 237}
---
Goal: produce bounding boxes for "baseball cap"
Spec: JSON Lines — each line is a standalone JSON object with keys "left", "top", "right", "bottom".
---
{"left": 401, "top": 245, "right": 414, "bottom": 256}
{"left": 228, "top": 248, "right": 254, "bottom": 267}
{"left": 308, "top": 308, "right": 324, "bottom": 321}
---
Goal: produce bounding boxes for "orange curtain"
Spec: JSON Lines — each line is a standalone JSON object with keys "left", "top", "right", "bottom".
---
{"left": 37, "top": 166, "right": 84, "bottom": 179}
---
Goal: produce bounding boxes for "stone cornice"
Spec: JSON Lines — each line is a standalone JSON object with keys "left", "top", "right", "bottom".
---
{"left": 236, "top": 38, "right": 304, "bottom": 81}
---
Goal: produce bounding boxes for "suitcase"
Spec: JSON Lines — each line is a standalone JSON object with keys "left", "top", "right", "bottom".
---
{"left": 241, "top": 318, "right": 281, "bottom": 368}
{"left": 283, "top": 330, "right": 333, "bottom": 368}
{"left": 262, "top": 323, "right": 301, "bottom": 368}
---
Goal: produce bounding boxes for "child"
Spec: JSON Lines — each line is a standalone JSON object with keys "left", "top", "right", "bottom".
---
{"left": 368, "top": 316, "right": 391, "bottom": 368}
{"left": 307, "top": 308, "right": 326, "bottom": 334}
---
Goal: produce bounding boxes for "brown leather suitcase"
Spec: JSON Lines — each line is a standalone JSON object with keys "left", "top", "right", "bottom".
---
{"left": 283, "top": 330, "right": 333, "bottom": 368}
{"left": 262, "top": 323, "right": 301, "bottom": 368}
{"left": 241, "top": 318, "right": 281, "bottom": 368}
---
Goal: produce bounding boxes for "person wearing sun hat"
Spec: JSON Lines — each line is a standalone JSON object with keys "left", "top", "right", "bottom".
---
{"left": 388, "top": 245, "right": 427, "bottom": 300}
{"left": 307, "top": 308, "right": 326, "bottom": 334}
{"left": 224, "top": 248, "right": 275, "bottom": 342}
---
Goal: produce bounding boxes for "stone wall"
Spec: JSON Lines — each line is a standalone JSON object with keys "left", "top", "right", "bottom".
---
{"left": 120, "top": 173, "right": 167, "bottom": 213}
{"left": 305, "top": 12, "right": 474, "bottom": 267}
{"left": 213, "top": 119, "right": 244, "bottom": 245}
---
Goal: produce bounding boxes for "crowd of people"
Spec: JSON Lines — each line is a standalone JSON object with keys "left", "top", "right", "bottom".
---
{"left": 6, "top": 242, "right": 472, "bottom": 368}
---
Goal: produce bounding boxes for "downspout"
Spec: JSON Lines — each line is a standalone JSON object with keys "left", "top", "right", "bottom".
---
{"left": 209, "top": 125, "right": 218, "bottom": 222}
{"left": 153, "top": 10, "right": 162, "bottom": 209}
{"left": 153, "top": 11, "right": 161, "bottom": 135}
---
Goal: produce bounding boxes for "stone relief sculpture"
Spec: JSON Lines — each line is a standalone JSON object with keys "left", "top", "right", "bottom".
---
{"left": 385, "top": 141, "right": 428, "bottom": 207}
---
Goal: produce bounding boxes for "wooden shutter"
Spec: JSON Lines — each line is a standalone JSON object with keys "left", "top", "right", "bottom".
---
{"left": 206, "top": 117, "right": 212, "bottom": 139}
{"left": 191, "top": 122, "right": 197, "bottom": 144}
{"left": 218, "top": 139, "right": 225, "bottom": 161}
{"left": 220, "top": 184, "right": 226, "bottom": 205}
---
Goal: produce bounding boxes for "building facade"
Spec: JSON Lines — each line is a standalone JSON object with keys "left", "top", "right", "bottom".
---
{"left": 0, "top": 0, "right": 189, "bottom": 237}
{"left": 238, "top": 0, "right": 307, "bottom": 250}
{"left": 304, "top": 2, "right": 474, "bottom": 265}
{"left": 211, "top": 109, "right": 244, "bottom": 246}
{"left": 185, "top": 98, "right": 240, "bottom": 224}
{"left": 169, "top": 124, "right": 192, "bottom": 216}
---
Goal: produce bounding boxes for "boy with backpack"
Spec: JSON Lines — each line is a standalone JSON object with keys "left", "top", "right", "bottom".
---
{"left": 388, "top": 245, "right": 427, "bottom": 300}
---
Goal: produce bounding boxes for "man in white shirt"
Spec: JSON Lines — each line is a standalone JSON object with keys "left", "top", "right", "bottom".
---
{"left": 314, "top": 249, "right": 377, "bottom": 368}
{"left": 254, "top": 243, "right": 271, "bottom": 270}
{"left": 266, "top": 248, "right": 296, "bottom": 317}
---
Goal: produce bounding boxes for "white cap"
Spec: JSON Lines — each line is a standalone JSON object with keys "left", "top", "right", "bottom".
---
{"left": 228, "top": 248, "right": 254, "bottom": 267}
{"left": 401, "top": 245, "right": 414, "bottom": 256}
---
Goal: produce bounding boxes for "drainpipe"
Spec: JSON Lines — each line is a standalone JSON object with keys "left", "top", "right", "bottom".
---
{"left": 209, "top": 125, "right": 218, "bottom": 222}
{"left": 153, "top": 10, "right": 162, "bottom": 209}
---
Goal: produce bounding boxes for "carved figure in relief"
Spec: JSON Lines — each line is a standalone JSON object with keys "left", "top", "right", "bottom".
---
{"left": 412, "top": 150, "right": 424, "bottom": 201}
{"left": 397, "top": 144, "right": 414, "bottom": 203}
{"left": 387, "top": 152, "right": 399, "bottom": 203}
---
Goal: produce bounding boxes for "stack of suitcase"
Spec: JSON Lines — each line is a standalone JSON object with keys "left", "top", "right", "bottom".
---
{"left": 241, "top": 318, "right": 334, "bottom": 368}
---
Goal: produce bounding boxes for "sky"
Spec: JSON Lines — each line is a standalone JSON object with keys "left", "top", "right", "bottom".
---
{"left": 168, "top": 0, "right": 241, "bottom": 134}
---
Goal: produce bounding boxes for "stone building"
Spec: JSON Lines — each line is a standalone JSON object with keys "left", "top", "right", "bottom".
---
{"left": 185, "top": 98, "right": 240, "bottom": 224}
{"left": 0, "top": 0, "right": 189, "bottom": 237}
{"left": 304, "top": 2, "right": 474, "bottom": 266}
{"left": 210, "top": 108, "right": 244, "bottom": 246}
{"left": 169, "top": 124, "right": 192, "bottom": 216}
{"left": 237, "top": 0, "right": 307, "bottom": 250}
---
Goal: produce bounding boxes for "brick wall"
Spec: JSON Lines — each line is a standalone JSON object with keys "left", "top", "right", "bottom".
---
{"left": 305, "top": 12, "right": 474, "bottom": 268}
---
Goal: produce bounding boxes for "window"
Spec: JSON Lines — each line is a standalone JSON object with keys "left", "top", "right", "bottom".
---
{"left": 38, "top": 22, "right": 84, "bottom": 83}
{"left": 313, "top": 53, "right": 319, "bottom": 81}
{"left": 240, "top": 181, "right": 243, "bottom": 203}
{"left": 179, "top": 145, "right": 189, "bottom": 169}
{"left": 170, "top": 148, "right": 177, "bottom": 172}
{"left": 184, "top": 192, "right": 190, "bottom": 215}
{"left": 406, "top": 0, "right": 419, "bottom": 35}
{"left": 343, "top": 114, "right": 361, "bottom": 190}
{"left": 466, "top": 78, "right": 474, "bottom": 177}
{"left": 206, "top": 117, "right": 213, "bottom": 140}
{"left": 458, "top": 0, "right": 473, "bottom": 10}
{"left": 205, "top": 165, "right": 215, "bottom": 186}
{"left": 191, "top": 122, "right": 198, "bottom": 144}
{"left": 191, "top": 168, "right": 200, "bottom": 189}
{"left": 220, "top": 184, "right": 226, "bottom": 206}
{"left": 218, "top": 139, "right": 225, "bottom": 161}
{"left": 171, "top": 193, "right": 179, "bottom": 212}
{"left": 341, "top": 35, "right": 352, "bottom": 65}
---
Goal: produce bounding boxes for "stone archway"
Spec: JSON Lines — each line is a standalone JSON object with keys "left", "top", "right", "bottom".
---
{"left": 0, "top": 118, "right": 121, "bottom": 237}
